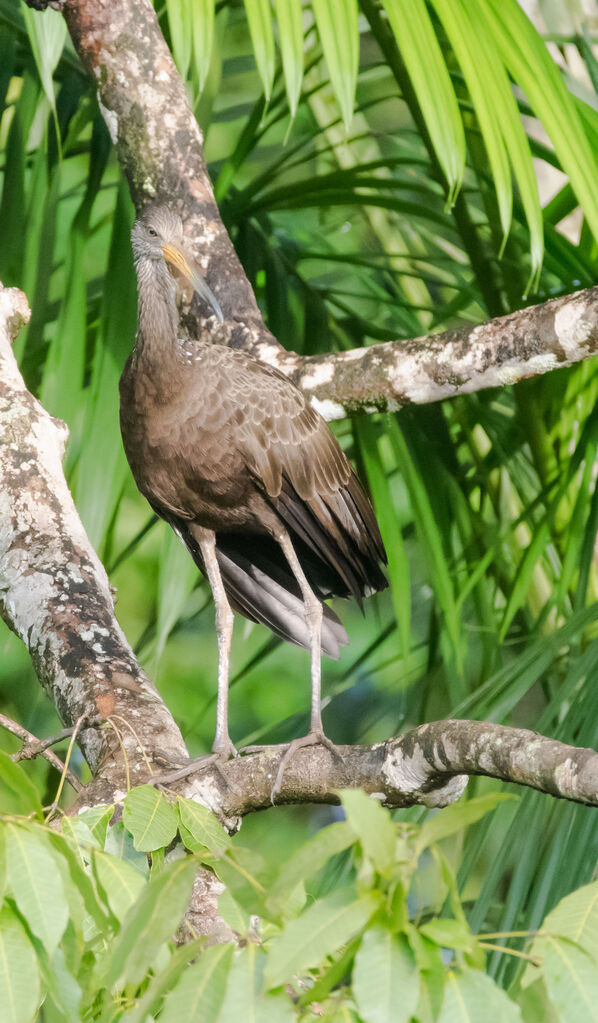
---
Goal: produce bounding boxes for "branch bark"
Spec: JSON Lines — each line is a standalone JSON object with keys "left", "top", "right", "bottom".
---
{"left": 54, "top": 0, "right": 598, "bottom": 422}
{"left": 0, "top": 283, "right": 188, "bottom": 804}
{"left": 175, "top": 720, "right": 598, "bottom": 816}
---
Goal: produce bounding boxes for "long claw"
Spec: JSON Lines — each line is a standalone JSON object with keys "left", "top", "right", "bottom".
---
{"left": 148, "top": 751, "right": 230, "bottom": 787}
{"left": 271, "top": 730, "right": 344, "bottom": 803}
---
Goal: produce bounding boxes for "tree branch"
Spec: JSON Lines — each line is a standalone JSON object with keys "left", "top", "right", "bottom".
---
{"left": 0, "top": 282, "right": 188, "bottom": 803}
{"left": 161, "top": 720, "right": 598, "bottom": 818}
{"left": 0, "top": 713, "right": 82, "bottom": 792}
{"left": 57, "top": 0, "right": 598, "bottom": 422}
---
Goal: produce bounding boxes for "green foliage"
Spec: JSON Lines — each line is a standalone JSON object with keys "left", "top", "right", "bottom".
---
{"left": 1, "top": 0, "right": 598, "bottom": 1017}
{"left": 0, "top": 789, "right": 596, "bottom": 1020}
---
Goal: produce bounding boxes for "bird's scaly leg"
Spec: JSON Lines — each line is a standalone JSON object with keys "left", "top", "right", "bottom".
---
{"left": 148, "top": 529, "right": 237, "bottom": 787}
{"left": 198, "top": 528, "right": 237, "bottom": 758}
{"left": 267, "top": 529, "right": 342, "bottom": 799}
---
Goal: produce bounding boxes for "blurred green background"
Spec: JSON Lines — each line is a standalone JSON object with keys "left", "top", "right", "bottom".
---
{"left": 1, "top": 0, "right": 598, "bottom": 988}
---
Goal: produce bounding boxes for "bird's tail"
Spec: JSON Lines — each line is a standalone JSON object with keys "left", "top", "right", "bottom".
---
{"left": 179, "top": 525, "right": 349, "bottom": 658}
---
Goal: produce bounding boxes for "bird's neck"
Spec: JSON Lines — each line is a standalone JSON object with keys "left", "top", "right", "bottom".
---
{"left": 134, "top": 256, "right": 180, "bottom": 367}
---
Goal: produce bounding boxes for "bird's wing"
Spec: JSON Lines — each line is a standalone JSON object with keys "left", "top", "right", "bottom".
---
{"left": 228, "top": 355, "right": 387, "bottom": 600}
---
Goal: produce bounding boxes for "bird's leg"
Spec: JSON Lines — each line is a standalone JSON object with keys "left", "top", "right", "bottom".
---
{"left": 148, "top": 529, "right": 237, "bottom": 788}
{"left": 198, "top": 528, "right": 237, "bottom": 758}
{"left": 266, "top": 529, "right": 343, "bottom": 799}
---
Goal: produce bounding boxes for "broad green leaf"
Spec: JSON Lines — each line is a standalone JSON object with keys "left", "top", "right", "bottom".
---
{"left": 419, "top": 918, "right": 473, "bottom": 952}
{"left": 340, "top": 789, "right": 396, "bottom": 874}
{"left": 41, "top": 946, "right": 82, "bottom": 1023}
{"left": 411, "top": 933, "right": 446, "bottom": 1023}
{"left": 121, "top": 937, "right": 206, "bottom": 1023}
{"left": 274, "top": 0, "right": 303, "bottom": 119}
{"left": 123, "top": 785, "right": 178, "bottom": 852}
{"left": 220, "top": 944, "right": 295, "bottom": 1023}
{"left": 0, "top": 825, "right": 5, "bottom": 900}
{"left": 299, "top": 934, "right": 362, "bottom": 1008}
{"left": 267, "top": 821, "right": 355, "bottom": 905}
{"left": 193, "top": 0, "right": 215, "bottom": 92}
{"left": 0, "top": 749, "right": 43, "bottom": 815}
{"left": 0, "top": 905, "right": 40, "bottom": 1023}
{"left": 214, "top": 846, "right": 269, "bottom": 917}
{"left": 383, "top": 0, "right": 465, "bottom": 201}
{"left": 265, "top": 887, "right": 378, "bottom": 989}
{"left": 218, "top": 887, "right": 252, "bottom": 934}
{"left": 353, "top": 927, "right": 419, "bottom": 1023}
{"left": 438, "top": 968, "right": 522, "bottom": 1023}
{"left": 105, "top": 856, "right": 198, "bottom": 989}
{"left": 60, "top": 815, "right": 102, "bottom": 853}
{"left": 75, "top": 805, "right": 114, "bottom": 849}
{"left": 5, "top": 823, "right": 68, "bottom": 955}
{"left": 47, "top": 831, "right": 110, "bottom": 933}
{"left": 313, "top": 0, "right": 358, "bottom": 130}
{"left": 517, "top": 977, "right": 560, "bottom": 1023}
{"left": 160, "top": 944, "right": 234, "bottom": 1023}
{"left": 244, "top": 0, "right": 275, "bottom": 100}
{"left": 104, "top": 819, "right": 149, "bottom": 873}
{"left": 177, "top": 796, "right": 231, "bottom": 854}
{"left": 541, "top": 880, "right": 598, "bottom": 963}
{"left": 538, "top": 937, "right": 598, "bottom": 1023}
{"left": 416, "top": 794, "right": 515, "bottom": 854}
{"left": 92, "top": 850, "right": 147, "bottom": 922}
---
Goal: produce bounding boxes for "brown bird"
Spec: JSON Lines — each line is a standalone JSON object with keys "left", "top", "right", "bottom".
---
{"left": 120, "top": 205, "right": 387, "bottom": 785}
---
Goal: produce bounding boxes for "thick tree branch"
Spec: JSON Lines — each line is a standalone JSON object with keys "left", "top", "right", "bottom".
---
{"left": 0, "top": 283, "right": 188, "bottom": 802}
{"left": 164, "top": 720, "right": 598, "bottom": 817}
{"left": 57, "top": 0, "right": 598, "bottom": 422}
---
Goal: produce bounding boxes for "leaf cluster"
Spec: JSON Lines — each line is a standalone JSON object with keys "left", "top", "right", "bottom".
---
{"left": 3, "top": 770, "right": 596, "bottom": 1022}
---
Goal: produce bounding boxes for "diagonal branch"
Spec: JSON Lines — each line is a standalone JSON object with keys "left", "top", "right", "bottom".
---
{"left": 55, "top": 0, "right": 598, "bottom": 421}
{"left": 0, "top": 283, "right": 188, "bottom": 803}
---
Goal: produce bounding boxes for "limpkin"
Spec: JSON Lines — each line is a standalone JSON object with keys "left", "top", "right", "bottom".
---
{"left": 120, "top": 206, "right": 387, "bottom": 787}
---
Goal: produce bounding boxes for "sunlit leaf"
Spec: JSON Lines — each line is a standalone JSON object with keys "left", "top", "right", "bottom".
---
{"left": 122, "top": 785, "right": 178, "bottom": 852}
{"left": 274, "top": 0, "right": 303, "bottom": 119}
{"left": 313, "top": 0, "right": 359, "bottom": 130}
{"left": 244, "top": 0, "right": 275, "bottom": 100}
{"left": 265, "top": 887, "right": 378, "bottom": 988}
{"left": 383, "top": 0, "right": 465, "bottom": 201}
{"left": 5, "top": 823, "right": 68, "bottom": 955}
{"left": 353, "top": 927, "right": 419, "bottom": 1023}
{"left": 0, "top": 905, "right": 40, "bottom": 1023}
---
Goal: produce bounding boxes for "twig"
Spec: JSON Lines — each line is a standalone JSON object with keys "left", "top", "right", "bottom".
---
{"left": 0, "top": 713, "right": 82, "bottom": 793}
{"left": 46, "top": 714, "right": 88, "bottom": 816}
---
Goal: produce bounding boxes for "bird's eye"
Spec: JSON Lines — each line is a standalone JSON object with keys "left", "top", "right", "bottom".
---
{"left": 147, "top": 227, "right": 158, "bottom": 238}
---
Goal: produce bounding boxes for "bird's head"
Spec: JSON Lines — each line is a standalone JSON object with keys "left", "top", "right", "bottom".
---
{"left": 131, "top": 205, "right": 223, "bottom": 322}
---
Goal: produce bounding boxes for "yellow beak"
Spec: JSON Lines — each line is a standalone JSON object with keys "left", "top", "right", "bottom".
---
{"left": 162, "top": 243, "right": 224, "bottom": 323}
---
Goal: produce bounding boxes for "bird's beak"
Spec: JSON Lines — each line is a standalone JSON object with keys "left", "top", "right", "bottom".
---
{"left": 162, "top": 243, "right": 224, "bottom": 323}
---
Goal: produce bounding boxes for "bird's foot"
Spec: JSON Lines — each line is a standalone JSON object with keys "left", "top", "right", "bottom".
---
{"left": 270, "top": 730, "right": 344, "bottom": 804}
{"left": 149, "top": 746, "right": 236, "bottom": 787}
